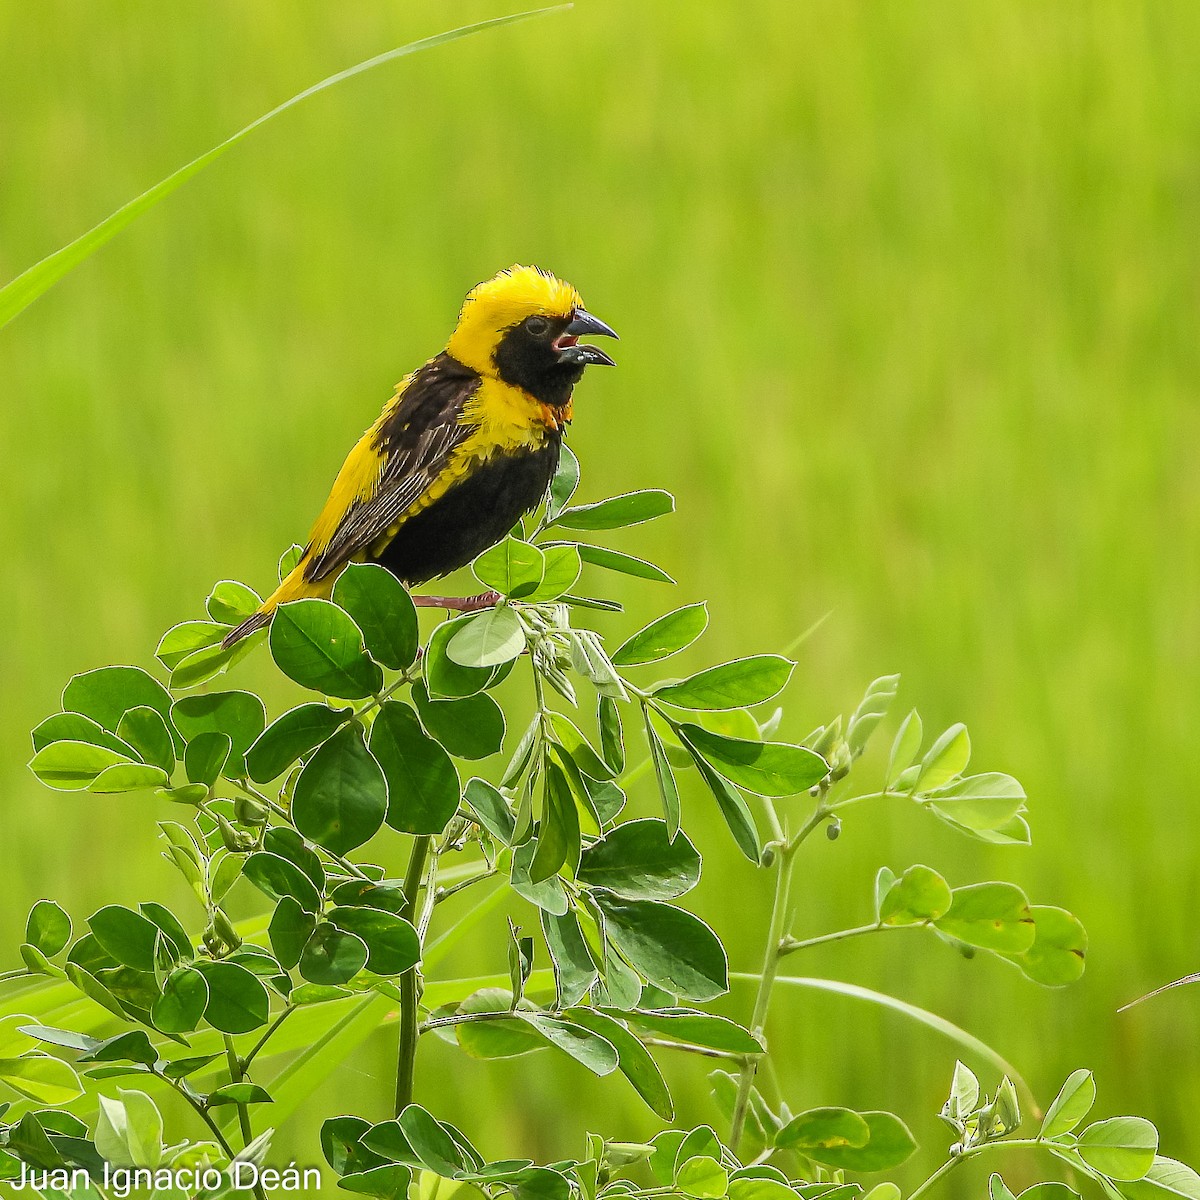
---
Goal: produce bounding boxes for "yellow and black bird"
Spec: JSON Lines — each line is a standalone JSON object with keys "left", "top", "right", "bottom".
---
{"left": 223, "top": 265, "right": 616, "bottom": 646}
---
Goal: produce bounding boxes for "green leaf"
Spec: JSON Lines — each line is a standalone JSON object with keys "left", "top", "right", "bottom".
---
{"left": 29, "top": 740, "right": 134, "bottom": 790}
{"left": 655, "top": 657, "right": 794, "bottom": 711}
{"left": 530, "top": 759, "right": 581, "bottom": 883}
{"left": 300, "top": 923, "right": 369, "bottom": 985}
{"left": 1006, "top": 906, "right": 1087, "bottom": 986}
{"left": 89, "top": 905, "right": 160, "bottom": 971}
{"left": 879, "top": 865, "right": 952, "bottom": 925}
{"left": 687, "top": 748, "right": 762, "bottom": 863}
{"left": 269, "top": 896, "right": 317, "bottom": 969}
{"left": 1120, "top": 1158, "right": 1200, "bottom": 1200}
{"left": 552, "top": 489, "right": 674, "bottom": 531}
{"left": 597, "top": 895, "right": 728, "bottom": 1001}
{"left": 846, "top": 675, "right": 900, "bottom": 757}
{"left": 676, "top": 1156, "right": 728, "bottom": 1198}
{"left": 990, "top": 1176, "right": 1019, "bottom": 1200}
{"left": 270, "top": 598, "right": 384, "bottom": 699}
{"left": 243, "top": 851, "right": 323, "bottom": 913}
{"left": 206, "top": 579, "right": 262, "bottom": 624}
{"left": 62, "top": 666, "right": 175, "bottom": 745}
{"left": 25, "top": 901, "right": 71, "bottom": 958}
{"left": 914, "top": 723, "right": 971, "bottom": 791}
{"left": 934, "top": 883, "right": 1036, "bottom": 954}
{"left": 463, "top": 777, "right": 515, "bottom": 844}
{"left": 171, "top": 689, "right": 266, "bottom": 778}
{"left": 612, "top": 603, "right": 708, "bottom": 667}
{"left": 792, "top": 1110, "right": 917, "bottom": 1172}
{"left": 643, "top": 712, "right": 683, "bottom": 839}
{"left": 151, "top": 967, "right": 208, "bottom": 1034}
{"left": 447, "top": 606, "right": 526, "bottom": 668}
{"left": 169, "top": 637, "right": 253, "bottom": 690}
{"left": 155, "top": 621, "right": 228, "bottom": 671}
{"left": 577, "top": 544, "right": 674, "bottom": 584}
{"left": 195, "top": 961, "right": 270, "bottom": 1034}
{"left": 548, "top": 712, "right": 615, "bottom": 780}
{"left": 0, "top": 1055, "right": 84, "bottom": 1105}
{"left": 886, "top": 710, "right": 923, "bottom": 786}
{"left": 524, "top": 545, "right": 583, "bottom": 602}
{"left": 0, "top": 11, "right": 563, "bottom": 330}
{"left": 412, "top": 680, "right": 505, "bottom": 760}
{"left": 209, "top": 1082, "right": 273, "bottom": 1106}
{"left": 116, "top": 706, "right": 176, "bottom": 774}
{"left": 371, "top": 702, "right": 460, "bottom": 834}
{"left": 923, "top": 772, "right": 1026, "bottom": 831}
{"left": 339, "top": 1165, "right": 413, "bottom": 1199}
{"left": 943, "top": 1060, "right": 980, "bottom": 1121}
{"left": 397, "top": 1104, "right": 467, "bottom": 1177}
{"left": 328, "top": 908, "right": 420, "bottom": 976}
{"left": 598, "top": 696, "right": 625, "bottom": 773}
{"left": 89, "top": 761, "right": 170, "bottom": 793}
{"left": 776, "top": 1107, "right": 870, "bottom": 1153}
{"left": 292, "top": 723, "right": 388, "bottom": 855}
{"left": 332, "top": 562, "right": 420, "bottom": 670}
{"left": 579, "top": 819, "right": 700, "bottom": 900}
{"left": 245, "top": 701, "right": 351, "bottom": 783}
{"left": 510, "top": 838, "right": 569, "bottom": 915}
{"left": 516, "top": 1012, "right": 619, "bottom": 1076}
{"left": 1076, "top": 1117, "right": 1158, "bottom": 1181}
{"left": 1040, "top": 1069, "right": 1096, "bottom": 1139}
{"left": 30, "top": 711, "right": 139, "bottom": 758}
{"left": 455, "top": 989, "right": 545, "bottom": 1060}
{"left": 474, "top": 537, "right": 546, "bottom": 599}
{"left": 547, "top": 443, "right": 581, "bottom": 518}
{"left": 425, "top": 615, "right": 514, "bottom": 698}
{"left": 541, "top": 909, "right": 598, "bottom": 1007}
{"left": 678, "top": 723, "right": 828, "bottom": 797}
{"left": 184, "top": 730, "right": 232, "bottom": 787}
{"left": 617, "top": 1008, "right": 762, "bottom": 1054}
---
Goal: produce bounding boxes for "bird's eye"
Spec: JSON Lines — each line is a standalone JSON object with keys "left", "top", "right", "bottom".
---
{"left": 525, "top": 316, "right": 551, "bottom": 338}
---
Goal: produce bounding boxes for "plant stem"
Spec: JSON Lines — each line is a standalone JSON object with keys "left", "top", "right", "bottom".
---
{"left": 157, "top": 1070, "right": 237, "bottom": 1159}
{"left": 241, "top": 1006, "right": 295, "bottom": 1072}
{"left": 907, "top": 1156, "right": 964, "bottom": 1200}
{"left": 435, "top": 868, "right": 497, "bottom": 904}
{"left": 640, "top": 1037, "right": 745, "bottom": 1061}
{"left": 412, "top": 592, "right": 499, "bottom": 611}
{"left": 222, "top": 1034, "right": 255, "bottom": 1147}
{"left": 827, "top": 790, "right": 892, "bottom": 811}
{"left": 396, "top": 834, "right": 432, "bottom": 1116}
{"left": 906, "top": 1139, "right": 1047, "bottom": 1200}
{"left": 730, "top": 829, "right": 796, "bottom": 1150}
{"left": 780, "top": 922, "right": 885, "bottom": 956}
{"left": 729, "top": 801, "right": 830, "bottom": 1151}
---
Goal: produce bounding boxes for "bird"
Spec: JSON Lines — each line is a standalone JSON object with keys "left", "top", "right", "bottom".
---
{"left": 223, "top": 265, "right": 617, "bottom": 646}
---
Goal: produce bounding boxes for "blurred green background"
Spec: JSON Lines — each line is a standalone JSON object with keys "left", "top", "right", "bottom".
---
{"left": 2, "top": 0, "right": 1198, "bottom": 1190}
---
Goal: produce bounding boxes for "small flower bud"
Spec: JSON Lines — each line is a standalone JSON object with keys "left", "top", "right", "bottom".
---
{"left": 826, "top": 817, "right": 842, "bottom": 841}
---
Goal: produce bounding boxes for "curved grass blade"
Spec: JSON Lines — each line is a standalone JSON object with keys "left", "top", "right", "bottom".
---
{"left": 731, "top": 972, "right": 1038, "bottom": 1117}
{"left": 0, "top": 7, "right": 567, "bottom": 330}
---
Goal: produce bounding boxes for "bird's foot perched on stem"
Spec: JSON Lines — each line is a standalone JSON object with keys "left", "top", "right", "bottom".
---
{"left": 412, "top": 591, "right": 501, "bottom": 612}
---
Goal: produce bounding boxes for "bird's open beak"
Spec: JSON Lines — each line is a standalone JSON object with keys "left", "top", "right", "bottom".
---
{"left": 555, "top": 308, "right": 619, "bottom": 367}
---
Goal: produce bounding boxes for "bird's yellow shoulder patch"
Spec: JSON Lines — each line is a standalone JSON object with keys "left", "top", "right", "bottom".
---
{"left": 459, "top": 375, "right": 561, "bottom": 456}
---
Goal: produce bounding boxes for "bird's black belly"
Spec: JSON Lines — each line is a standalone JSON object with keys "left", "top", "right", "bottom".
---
{"left": 373, "top": 439, "right": 561, "bottom": 584}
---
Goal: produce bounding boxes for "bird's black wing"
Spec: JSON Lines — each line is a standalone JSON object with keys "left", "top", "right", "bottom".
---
{"left": 303, "top": 354, "right": 481, "bottom": 583}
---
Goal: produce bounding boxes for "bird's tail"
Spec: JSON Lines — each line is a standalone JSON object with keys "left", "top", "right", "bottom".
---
{"left": 222, "top": 557, "right": 327, "bottom": 648}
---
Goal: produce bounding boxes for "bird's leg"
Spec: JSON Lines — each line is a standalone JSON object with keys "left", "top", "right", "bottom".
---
{"left": 412, "top": 591, "right": 501, "bottom": 612}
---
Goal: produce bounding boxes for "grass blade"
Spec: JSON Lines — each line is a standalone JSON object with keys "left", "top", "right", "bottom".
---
{"left": 0, "top": 6, "right": 567, "bottom": 330}
{"left": 732, "top": 971, "right": 1038, "bottom": 1116}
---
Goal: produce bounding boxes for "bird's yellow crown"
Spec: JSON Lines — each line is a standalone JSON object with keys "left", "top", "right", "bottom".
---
{"left": 446, "top": 265, "right": 583, "bottom": 376}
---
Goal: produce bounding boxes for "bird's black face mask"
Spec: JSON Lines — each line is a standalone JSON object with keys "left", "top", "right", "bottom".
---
{"left": 493, "top": 308, "right": 618, "bottom": 406}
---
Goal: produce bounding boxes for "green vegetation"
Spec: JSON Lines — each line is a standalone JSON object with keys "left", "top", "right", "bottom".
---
{"left": 1, "top": 0, "right": 1198, "bottom": 1185}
